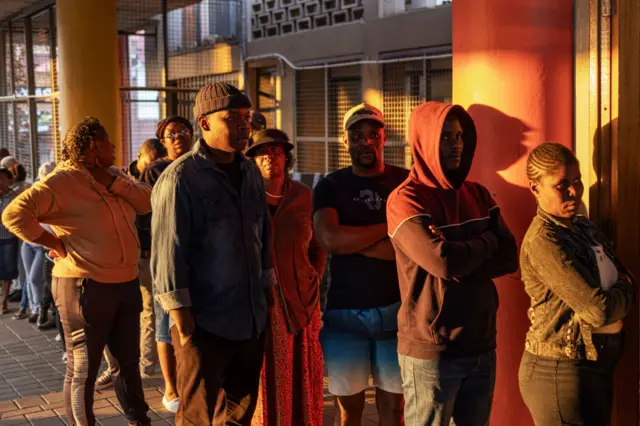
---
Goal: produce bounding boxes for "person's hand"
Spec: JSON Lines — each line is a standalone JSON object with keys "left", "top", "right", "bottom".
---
{"left": 171, "top": 308, "right": 196, "bottom": 347}
{"left": 88, "top": 160, "right": 117, "bottom": 189}
{"left": 48, "top": 238, "right": 67, "bottom": 260}
{"left": 265, "top": 287, "right": 275, "bottom": 317}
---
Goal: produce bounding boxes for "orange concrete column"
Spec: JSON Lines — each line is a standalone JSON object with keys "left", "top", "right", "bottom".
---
{"left": 56, "top": 0, "right": 122, "bottom": 166}
{"left": 452, "top": 1, "right": 574, "bottom": 425}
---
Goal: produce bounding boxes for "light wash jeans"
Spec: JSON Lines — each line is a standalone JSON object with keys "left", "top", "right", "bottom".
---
{"left": 399, "top": 351, "right": 496, "bottom": 426}
{"left": 21, "top": 242, "right": 44, "bottom": 314}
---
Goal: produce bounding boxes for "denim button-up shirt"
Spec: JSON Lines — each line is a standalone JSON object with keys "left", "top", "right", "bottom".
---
{"left": 151, "top": 140, "right": 275, "bottom": 341}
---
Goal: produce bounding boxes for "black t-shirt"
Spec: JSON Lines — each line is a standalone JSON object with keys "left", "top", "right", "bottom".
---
{"left": 313, "top": 164, "right": 409, "bottom": 309}
{"left": 137, "top": 158, "right": 173, "bottom": 252}
{"left": 217, "top": 158, "right": 243, "bottom": 193}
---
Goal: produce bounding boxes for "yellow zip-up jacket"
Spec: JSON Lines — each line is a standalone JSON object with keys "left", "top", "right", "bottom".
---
{"left": 2, "top": 161, "right": 152, "bottom": 283}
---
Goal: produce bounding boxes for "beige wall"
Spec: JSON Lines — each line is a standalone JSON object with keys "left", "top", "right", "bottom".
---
{"left": 246, "top": 6, "right": 451, "bottom": 63}
{"left": 246, "top": 6, "right": 452, "bottom": 145}
{"left": 168, "top": 44, "right": 241, "bottom": 81}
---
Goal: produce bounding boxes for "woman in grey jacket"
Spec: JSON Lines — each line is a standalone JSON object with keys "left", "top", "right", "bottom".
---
{"left": 519, "top": 143, "right": 635, "bottom": 425}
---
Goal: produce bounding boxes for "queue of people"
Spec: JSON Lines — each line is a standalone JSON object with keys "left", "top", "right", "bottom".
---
{"left": 0, "top": 80, "right": 633, "bottom": 426}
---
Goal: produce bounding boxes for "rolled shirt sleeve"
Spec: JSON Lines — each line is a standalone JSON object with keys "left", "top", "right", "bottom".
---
{"left": 151, "top": 171, "right": 193, "bottom": 311}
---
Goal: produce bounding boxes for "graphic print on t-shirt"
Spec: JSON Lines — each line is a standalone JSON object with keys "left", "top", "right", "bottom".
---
{"left": 312, "top": 164, "right": 409, "bottom": 309}
{"left": 354, "top": 189, "right": 385, "bottom": 211}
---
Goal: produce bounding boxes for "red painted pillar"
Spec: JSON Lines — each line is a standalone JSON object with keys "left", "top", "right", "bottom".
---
{"left": 452, "top": 1, "right": 574, "bottom": 425}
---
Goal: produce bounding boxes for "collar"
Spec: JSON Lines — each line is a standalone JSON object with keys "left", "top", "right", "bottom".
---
{"left": 536, "top": 208, "right": 581, "bottom": 229}
{"left": 191, "top": 139, "right": 253, "bottom": 174}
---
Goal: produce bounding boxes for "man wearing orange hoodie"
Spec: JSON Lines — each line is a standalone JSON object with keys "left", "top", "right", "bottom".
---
{"left": 386, "top": 102, "right": 518, "bottom": 426}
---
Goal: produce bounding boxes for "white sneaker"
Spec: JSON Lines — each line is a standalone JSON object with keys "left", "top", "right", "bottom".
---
{"left": 55, "top": 333, "right": 62, "bottom": 342}
{"left": 62, "top": 353, "right": 67, "bottom": 363}
{"left": 162, "top": 395, "right": 179, "bottom": 413}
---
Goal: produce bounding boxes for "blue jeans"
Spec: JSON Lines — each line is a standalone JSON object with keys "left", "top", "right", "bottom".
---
{"left": 20, "top": 282, "right": 28, "bottom": 309}
{"left": 155, "top": 300, "right": 171, "bottom": 344}
{"left": 21, "top": 242, "right": 44, "bottom": 313}
{"left": 399, "top": 351, "right": 496, "bottom": 426}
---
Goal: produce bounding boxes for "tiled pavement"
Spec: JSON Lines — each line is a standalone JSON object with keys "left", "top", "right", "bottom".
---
{"left": 0, "top": 302, "right": 380, "bottom": 425}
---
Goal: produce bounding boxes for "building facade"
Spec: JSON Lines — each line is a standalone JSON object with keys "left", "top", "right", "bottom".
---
{"left": 0, "top": 0, "right": 452, "bottom": 178}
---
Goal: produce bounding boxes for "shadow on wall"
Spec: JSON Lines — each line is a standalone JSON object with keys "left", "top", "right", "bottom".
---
{"left": 466, "top": 103, "right": 536, "bottom": 425}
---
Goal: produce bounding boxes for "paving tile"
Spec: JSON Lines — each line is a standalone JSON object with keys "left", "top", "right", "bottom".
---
{"left": 143, "top": 389, "right": 162, "bottom": 400}
{"left": 41, "top": 393, "right": 64, "bottom": 405}
{"left": 0, "top": 372, "right": 26, "bottom": 380}
{"left": 0, "top": 394, "right": 20, "bottom": 402}
{"left": 94, "top": 390, "right": 116, "bottom": 401}
{"left": 98, "top": 416, "right": 131, "bottom": 425}
{"left": 6, "top": 377, "right": 37, "bottom": 386}
{"left": 1, "top": 406, "right": 42, "bottom": 418}
{"left": 30, "top": 418, "right": 66, "bottom": 426}
{"left": 0, "top": 416, "right": 30, "bottom": 425}
{"left": 146, "top": 397, "right": 163, "bottom": 410}
{"left": 150, "top": 406, "right": 173, "bottom": 420}
{"left": 0, "top": 402, "right": 16, "bottom": 415}
{"left": 39, "top": 401, "right": 65, "bottom": 412}
{"left": 93, "top": 399, "right": 112, "bottom": 410}
{"left": 17, "top": 388, "right": 48, "bottom": 398}
{"left": 94, "top": 406, "right": 121, "bottom": 420}
{"left": 25, "top": 410, "right": 59, "bottom": 421}
{"left": 13, "top": 396, "right": 44, "bottom": 409}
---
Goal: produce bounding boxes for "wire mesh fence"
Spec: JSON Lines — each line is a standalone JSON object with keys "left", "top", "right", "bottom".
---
{"left": 0, "top": 0, "right": 243, "bottom": 175}
{"left": 295, "top": 57, "right": 452, "bottom": 174}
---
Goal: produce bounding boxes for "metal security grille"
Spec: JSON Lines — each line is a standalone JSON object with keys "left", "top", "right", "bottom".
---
{"left": 382, "top": 56, "right": 452, "bottom": 168}
{"left": 118, "top": 0, "right": 241, "bottom": 165}
{"left": 295, "top": 66, "right": 362, "bottom": 174}
{"left": 257, "top": 68, "right": 278, "bottom": 128}
{"left": 0, "top": 5, "right": 59, "bottom": 180}
{"left": 0, "top": 0, "right": 244, "bottom": 174}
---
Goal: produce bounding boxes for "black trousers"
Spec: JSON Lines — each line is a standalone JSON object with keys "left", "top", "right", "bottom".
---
{"left": 519, "top": 333, "right": 623, "bottom": 426}
{"left": 40, "top": 251, "right": 54, "bottom": 311}
{"left": 171, "top": 326, "right": 265, "bottom": 426}
{"left": 53, "top": 277, "right": 150, "bottom": 425}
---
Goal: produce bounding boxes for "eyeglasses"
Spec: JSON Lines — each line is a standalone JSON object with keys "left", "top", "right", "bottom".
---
{"left": 164, "top": 129, "right": 192, "bottom": 140}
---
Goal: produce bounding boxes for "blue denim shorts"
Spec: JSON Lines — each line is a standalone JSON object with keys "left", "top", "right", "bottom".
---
{"left": 154, "top": 300, "right": 171, "bottom": 344}
{"left": 320, "top": 301, "right": 403, "bottom": 396}
{"left": 0, "top": 238, "right": 19, "bottom": 281}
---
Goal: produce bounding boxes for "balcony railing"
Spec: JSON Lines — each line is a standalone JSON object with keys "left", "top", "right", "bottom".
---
{"left": 381, "top": 0, "right": 451, "bottom": 17}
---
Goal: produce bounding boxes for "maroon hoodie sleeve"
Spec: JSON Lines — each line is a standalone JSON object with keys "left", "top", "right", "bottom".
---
{"left": 390, "top": 214, "right": 499, "bottom": 280}
{"left": 469, "top": 188, "right": 518, "bottom": 279}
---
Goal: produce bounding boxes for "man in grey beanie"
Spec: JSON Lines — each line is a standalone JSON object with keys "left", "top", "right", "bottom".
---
{"left": 151, "top": 82, "right": 275, "bottom": 425}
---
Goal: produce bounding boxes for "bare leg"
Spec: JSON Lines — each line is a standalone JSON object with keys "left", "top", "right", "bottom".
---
{"left": 157, "top": 341, "right": 178, "bottom": 401}
{"left": 336, "top": 392, "right": 366, "bottom": 426}
{"left": 376, "top": 388, "right": 404, "bottom": 426}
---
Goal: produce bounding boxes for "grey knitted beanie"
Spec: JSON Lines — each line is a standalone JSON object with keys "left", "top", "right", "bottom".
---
{"left": 193, "top": 82, "right": 252, "bottom": 117}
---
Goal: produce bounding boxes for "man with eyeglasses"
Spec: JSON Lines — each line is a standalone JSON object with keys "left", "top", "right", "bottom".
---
{"left": 312, "top": 104, "right": 408, "bottom": 425}
{"left": 152, "top": 83, "right": 275, "bottom": 425}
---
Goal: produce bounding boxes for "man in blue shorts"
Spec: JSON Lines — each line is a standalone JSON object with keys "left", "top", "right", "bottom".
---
{"left": 313, "top": 104, "right": 407, "bottom": 425}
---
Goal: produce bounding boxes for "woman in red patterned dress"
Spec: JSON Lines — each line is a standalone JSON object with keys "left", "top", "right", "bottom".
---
{"left": 246, "top": 129, "right": 327, "bottom": 426}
